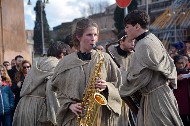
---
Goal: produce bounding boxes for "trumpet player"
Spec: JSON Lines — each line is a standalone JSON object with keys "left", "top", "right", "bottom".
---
{"left": 106, "top": 30, "right": 136, "bottom": 126}
{"left": 51, "top": 18, "right": 122, "bottom": 126}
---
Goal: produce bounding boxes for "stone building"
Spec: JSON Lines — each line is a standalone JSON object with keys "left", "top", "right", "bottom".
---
{"left": 0, "top": 0, "right": 32, "bottom": 63}
{"left": 52, "top": 0, "right": 176, "bottom": 47}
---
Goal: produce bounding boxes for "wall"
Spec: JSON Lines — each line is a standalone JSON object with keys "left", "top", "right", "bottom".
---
{"left": 0, "top": 0, "right": 31, "bottom": 63}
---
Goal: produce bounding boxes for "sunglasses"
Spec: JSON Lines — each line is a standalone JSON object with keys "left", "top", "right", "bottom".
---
{"left": 3, "top": 64, "right": 10, "bottom": 66}
{"left": 23, "top": 66, "right": 30, "bottom": 69}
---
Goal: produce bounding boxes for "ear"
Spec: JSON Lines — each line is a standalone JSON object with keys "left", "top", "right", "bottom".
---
{"left": 135, "top": 23, "right": 141, "bottom": 30}
{"left": 76, "top": 35, "right": 81, "bottom": 42}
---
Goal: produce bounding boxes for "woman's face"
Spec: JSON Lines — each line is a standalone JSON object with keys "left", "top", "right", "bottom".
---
{"left": 183, "top": 56, "right": 189, "bottom": 65}
{"left": 175, "top": 59, "right": 185, "bottom": 69}
{"left": 0, "top": 67, "right": 6, "bottom": 77}
{"left": 78, "top": 26, "right": 98, "bottom": 53}
{"left": 23, "top": 63, "right": 31, "bottom": 74}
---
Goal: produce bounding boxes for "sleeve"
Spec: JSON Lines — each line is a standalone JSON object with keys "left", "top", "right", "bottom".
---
{"left": 136, "top": 44, "right": 161, "bottom": 68}
{"left": 104, "top": 54, "right": 122, "bottom": 116}
{"left": 119, "top": 44, "right": 154, "bottom": 97}
{"left": 56, "top": 93, "right": 76, "bottom": 126}
{"left": 8, "top": 87, "right": 15, "bottom": 110}
{"left": 136, "top": 43, "right": 177, "bottom": 88}
{"left": 46, "top": 78, "right": 60, "bottom": 125}
{"left": 11, "top": 82, "right": 21, "bottom": 94}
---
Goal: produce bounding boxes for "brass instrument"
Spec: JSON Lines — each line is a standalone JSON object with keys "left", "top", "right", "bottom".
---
{"left": 78, "top": 51, "right": 107, "bottom": 126}
{"left": 105, "top": 40, "right": 141, "bottom": 115}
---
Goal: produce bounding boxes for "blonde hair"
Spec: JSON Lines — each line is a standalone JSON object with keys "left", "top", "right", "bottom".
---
{"left": 0, "top": 65, "right": 12, "bottom": 85}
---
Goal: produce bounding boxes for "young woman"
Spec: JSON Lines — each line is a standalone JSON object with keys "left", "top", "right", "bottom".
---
{"left": 51, "top": 18, "right": 122, "bottom": 126}
{"left": 12, "top": 60, "right": 31, "bottom": 109}
{"left": 0, "top": 65, "right": 12, "bottom": 86}
{"left": 0, "top": 66, "right": 14, "bottom": 126}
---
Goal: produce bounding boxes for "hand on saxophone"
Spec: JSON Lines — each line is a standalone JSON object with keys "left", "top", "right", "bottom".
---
{"left": 69, "top": 103, "right": 82, "bottom": 116}
{"left": 95, "top": 79, "right": 107, "bottom": 91}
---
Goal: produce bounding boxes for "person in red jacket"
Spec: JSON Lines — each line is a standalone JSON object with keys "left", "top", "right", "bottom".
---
{"left": 173, "top": 55, "right": 190, "bottom": 126}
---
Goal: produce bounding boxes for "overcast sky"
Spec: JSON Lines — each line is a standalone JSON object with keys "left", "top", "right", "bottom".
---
{"left": 24, "top": 0, "right": 116, "bottom": 30}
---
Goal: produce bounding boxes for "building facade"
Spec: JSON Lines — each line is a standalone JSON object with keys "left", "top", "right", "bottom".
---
{"left": 0, "top": 0, "right": 31, "bottom": 63}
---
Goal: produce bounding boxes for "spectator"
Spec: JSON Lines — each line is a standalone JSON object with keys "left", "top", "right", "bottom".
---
{"left": 0, "top": 74, "right": 14, "bottom": 126}
{"left": 3, "top": 61, "right": 11, "bottom": 70}
{"left": 183, "top": 36, "right": 190, "bottom": 57}
{"left": 12, "top": 60, "right": 31, "bottom": 109}
{"left": 173, "top": 55, "right": 190, "bottom": 126}
{"left": 8, "top": 55, "right": 24, "bottom": 83}
{"left": 10, "top": 59, "right": 16, "bottom": 69}
{"left": 183, "top": 54, "right": 190, "bottom": 70}
{"left": 169, "top": 41, "right": 184, "bottom": 58}
{"left": 0, "top": 65, "right": 12, "bottom": 86}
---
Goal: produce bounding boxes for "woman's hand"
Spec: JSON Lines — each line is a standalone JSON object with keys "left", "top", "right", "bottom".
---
{"left": 95, "top": 79, "right": 107, "bottom": 91}
{"left": 17, "top": 81, "right": 23, "bottom": 88}
{"left": 177, "top": 74, "right": 183, "bottom": 80}
{"left": 69, "top": 103, "right": 82, "bottom": 116}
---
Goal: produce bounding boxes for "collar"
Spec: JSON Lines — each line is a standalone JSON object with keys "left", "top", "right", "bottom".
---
{"left": 136, "top": 31, "right": 150, "bottom": 42}
{"left": 77, "top": 51, "right": 91, "bottom": 61}
{"left": 116, "top": 45, "right": 128, "bottom": 57}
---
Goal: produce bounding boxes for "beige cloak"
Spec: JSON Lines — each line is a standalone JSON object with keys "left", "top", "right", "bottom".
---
{"left": 12, "top": 57, "right": 60, "bottom": 126}
{"left": 119, "top": 33, "right": 184, "bottom": 126}
{"left": 51, "top": 50, "right": 122, "bottom": 126}
{"left": 108, "top": 45, "right": 134, "bottom": 126}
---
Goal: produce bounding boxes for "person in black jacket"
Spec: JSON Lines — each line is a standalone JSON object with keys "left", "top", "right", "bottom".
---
{"left": 8, "top": 55, "right": 24, "bottom": 83}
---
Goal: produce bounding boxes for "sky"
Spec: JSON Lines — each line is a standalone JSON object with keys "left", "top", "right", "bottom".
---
{"left": 24, "top": 0, "right": 116, "bottom": 30}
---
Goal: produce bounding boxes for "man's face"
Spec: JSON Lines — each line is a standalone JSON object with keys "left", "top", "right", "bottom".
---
{"left": 175, "top": 58, "right": 185, "bottom": 69}
{"left": 16, "top": 57, "right": 24, "bottom": 67}
{"left": 121, "top": 37, "right": 135, "bottom": 52}
{"left": 11, "top": 59, "right": 16, "bottom": 67}
{"left": 185, "top": 43, "right": 190, "bottom": 54}
{"left": 125, "top": 24, "right": 137, "bottom": 40}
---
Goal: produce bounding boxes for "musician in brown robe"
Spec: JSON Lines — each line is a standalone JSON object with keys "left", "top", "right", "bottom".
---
{"left": 12, "top": 42, "right": 69, "bottom": 126}
{"left": 106, "top": 30, "right": 135, "bottom": 126}
{"left": 119, "top": 10, "right": 184, "bottom": 126}
{"left": 51, "top": 18, "right": 122, "bottom": 126}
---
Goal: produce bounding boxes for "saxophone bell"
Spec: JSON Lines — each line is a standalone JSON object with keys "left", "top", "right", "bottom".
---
{"left": 94, "top": 93, "right": 107, "bottom": 105}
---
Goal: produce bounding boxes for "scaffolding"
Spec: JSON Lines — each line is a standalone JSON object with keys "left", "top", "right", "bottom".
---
{"left": 150, "top": 0, "right": 190, "bottom": 49}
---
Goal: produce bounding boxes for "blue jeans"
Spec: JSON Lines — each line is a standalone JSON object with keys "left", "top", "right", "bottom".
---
{"left": 0, "top": 112, "right": 12, "bottom": 126}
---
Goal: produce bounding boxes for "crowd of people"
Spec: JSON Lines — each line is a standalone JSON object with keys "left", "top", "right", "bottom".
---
{"left": 0, "top": 10, "right": 189, "bottom": 126}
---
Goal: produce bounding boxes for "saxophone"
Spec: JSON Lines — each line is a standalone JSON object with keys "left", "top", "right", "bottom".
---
{"left": 78, "top": 51, "right": 107, "bottom": 126}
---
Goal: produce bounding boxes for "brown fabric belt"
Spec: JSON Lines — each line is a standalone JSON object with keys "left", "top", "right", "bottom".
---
{"left": 141, "top": 84, "right": 166, "bottom": 125}
{"left": 25, "top": 95, "right": 45, "bottom": 99}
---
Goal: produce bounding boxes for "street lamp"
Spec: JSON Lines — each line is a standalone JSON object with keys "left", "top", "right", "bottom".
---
{"left": 27, "top": 0, "right": 49, "bottom": 55}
